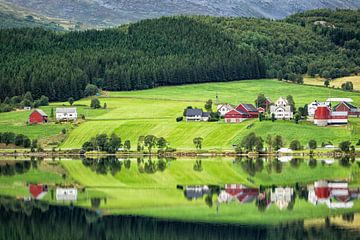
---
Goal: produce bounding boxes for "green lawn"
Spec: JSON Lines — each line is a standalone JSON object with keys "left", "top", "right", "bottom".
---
{"left": 1, "top": 79, "right": 359, "bottom": 149}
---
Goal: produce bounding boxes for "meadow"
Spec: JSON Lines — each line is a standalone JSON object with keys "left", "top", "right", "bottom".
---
{"left": 304, "top": 76, "right": 360, "bottom": 91}
{"left": 1, "top": 79, "right": 359, "bottom": 150}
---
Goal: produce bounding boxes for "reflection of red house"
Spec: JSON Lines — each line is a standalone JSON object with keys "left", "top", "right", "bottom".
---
{"left": 29, "top": 184, "right": 48, "bottom": 199}
{"left": 333, "top": 102, "right": 360, "bottom": 117}
{"left": 236, "top": 104, "right": 259, "bottom": 118}
{"left": 29, "top": 109, "right": 48, "bottom": 124}
{"left": 224, "top": 184, "right": 259, "bottom": 203}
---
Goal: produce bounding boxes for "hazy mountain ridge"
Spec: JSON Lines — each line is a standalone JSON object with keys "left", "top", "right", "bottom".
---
{"left": 2, "top": 0, "right": 360, "bottom": 27}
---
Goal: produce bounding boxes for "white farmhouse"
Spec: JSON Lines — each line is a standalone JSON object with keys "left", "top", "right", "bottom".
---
{"left": 185, "top": 109, "right": 210, "bottom": 122}
{"left": 216, "top": 103, "right": 234, "bottom": 117}
{"left": 270, "top": 97, "right": 293, "bottom": 120}
{"left": 56, "top": 108, "right": 78, "bottom": 121}
{"left": 56, "top": 188, "right": 78, "bottom": 201}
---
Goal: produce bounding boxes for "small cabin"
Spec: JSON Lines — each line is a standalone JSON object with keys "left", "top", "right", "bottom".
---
{"left": 29, "top": 109, "right": 48, "bottom": 124}
{"left": 56, "top": 108, "right": 78, "bottom": 121}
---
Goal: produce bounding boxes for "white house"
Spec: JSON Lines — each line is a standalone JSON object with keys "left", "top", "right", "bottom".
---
{"left": 307, "top": 101, "right": 330, "bottom": 117}
{"left": 216, "top": 103, "right": 234, "bottom": 117}
{"left": 185, "top": 109, "right": 210, "bottom": 122}
{"left": 56, "top": 108, "right": 78, "bottom": 121}
{"left": 270, "top": 187, "right": 294, "bottom": 210}
{"left": 270, "top": 97, "right": 293, "bottom": 120}
{"left": 56, "top": 188, "right": 78, "bottom": 201}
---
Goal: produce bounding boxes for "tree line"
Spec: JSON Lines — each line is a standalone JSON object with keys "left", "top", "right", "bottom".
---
{"left": 0, "top": 17, "right": 265, "bottom": 101}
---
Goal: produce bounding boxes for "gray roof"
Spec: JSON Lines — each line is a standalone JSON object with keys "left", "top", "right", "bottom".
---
{"left": 241, "top": 104, "right": 258, "bottom": 112}
{"left": 56, "top": 108, "right": 77, "bottom": 114}
{"left": 202, "top": 112, "right": 210, "bottom": 117}
{"left": 185, "top": 108, "right": 203, "bottom": 117}
{"left": 35, "top": 109, "right": 48, "bottom": 117}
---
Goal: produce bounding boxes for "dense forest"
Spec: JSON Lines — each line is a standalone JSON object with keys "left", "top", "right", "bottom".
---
{"left": 0, "top": 10, "right": 360, "bottom": 101}
{"left": 0, "top": 17, "right": 265, "bottom": 101}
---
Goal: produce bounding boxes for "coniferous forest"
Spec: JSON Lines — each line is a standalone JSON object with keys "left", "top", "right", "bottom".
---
{"left": 1, "top": 10, "right": 360, "bottom": 101}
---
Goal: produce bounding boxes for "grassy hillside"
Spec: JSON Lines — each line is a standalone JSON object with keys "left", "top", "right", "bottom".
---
{"left": 305, "top": 75, "right": 360, "bottom": 91}
{"left": 0, "top": 1, "right": 85, "bottom": 30}
{"left": 58, "top": 80, "right": 360, "bottom": 150}
{"left": 0, "top": 80, "right": 358, "bottom": 150}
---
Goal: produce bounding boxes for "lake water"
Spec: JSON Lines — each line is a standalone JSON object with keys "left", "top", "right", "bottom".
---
{"left": 1, "top": 156, "right": 360, "bottom": 239}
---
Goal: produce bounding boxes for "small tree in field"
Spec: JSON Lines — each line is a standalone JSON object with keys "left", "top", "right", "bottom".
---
{"left": 290, "top": 140, "right": 302, "bottom": 151}
{"left": 144, "top": 135, "right": 157, "bottom": 153}
{"left": 294, "top": 113, "right": 300, "bottom": 124}
{"left": 204, "top": 99, "right": 213, "bottom": 112}
{"left": 124, "top": 140, "right": 131, "bottom": 151}
{"left": 271, "top": 113, "right": 276, "bottom": 122}
{"left": 90, "top": 98, "right": 101, "bottom": 109}
{"left": 272, "top": 135, "right": 284, "bottom": 151}
{"left": 339, "top": 141, "right": 351, "bottom": 152}
{"left": 68, "top": 97, "right": 74, "bottom": 106}
{"left": 193, "top": 137, "right": 203, "bottom": 150}
{"left": 308, "top": 140, "right": 317, "bottom": 150}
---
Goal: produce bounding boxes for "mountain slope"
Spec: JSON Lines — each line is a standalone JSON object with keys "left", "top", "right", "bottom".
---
{"left": 0, "top": 1, "right": 86, "bottom": 30}
{"left": 2, "top": 0, "right": 360, "bottom": 27}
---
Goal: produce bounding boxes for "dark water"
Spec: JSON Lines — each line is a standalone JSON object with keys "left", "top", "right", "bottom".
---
{"left": 0, "top": 197, "right": 360, "bottom": 240}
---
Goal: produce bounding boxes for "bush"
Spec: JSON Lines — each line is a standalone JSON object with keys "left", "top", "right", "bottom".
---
{"left": 308, "top": 140, "right": 317, "bottom": 149}
{"left": 290, "top": 140, "right": 302, "bottom": 150}
{"left": 176, "top": 116, "right": 183, "bottom": 122}
{"left": 84, "top": 84, "right": 99, "bottom": 96}
{"left": 90, "top": 98, "right": 101, "bottom": 109}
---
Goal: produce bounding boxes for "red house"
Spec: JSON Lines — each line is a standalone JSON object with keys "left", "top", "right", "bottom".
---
{"left": 236, "top": 104, "right": 259, "bottom": 118}
{"left": 224, "top": 109, "right": 251, "bottom": 123}
{"left": 29, "top": 109, "right": 48, "bottom": 124}
{"left": 333, "top": 102, "right": 360, "bottom": 117}
{"left": 29, "top": 184, "right": 48, "bottom": 199}
{"left": 314, "top": 106, "right": 348, "bottom": 126}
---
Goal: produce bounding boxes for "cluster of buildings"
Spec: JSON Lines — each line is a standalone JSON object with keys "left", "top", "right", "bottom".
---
{"left": 308, "top": 180, "right": 359, "bottom": 209}
{"left": 309, "top": 98, "right": 359, "bottom": 126}
{"left": 29, "top": 184, "right": 78, "bottom": 201}
{"left": 28, "top": 108, "right": 78, "bottom": 124}
{"left": 213, "top": 97, "right": 359, "bottom": 127}
{"left": 183, "top": 180, "right": 359, "bottom": 211}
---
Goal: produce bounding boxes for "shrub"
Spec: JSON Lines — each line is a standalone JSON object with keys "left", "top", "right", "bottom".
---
{"left": 176, "top": 116, "right": 183, "bottom": 122}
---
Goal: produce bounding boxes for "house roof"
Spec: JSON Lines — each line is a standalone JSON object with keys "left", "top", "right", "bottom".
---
{"left": 225, "top": 109, "right": 250, "bottom": 117}
{"left": 326, "top": 98, "right": 353, "bottom": 102}
{"left": 185, "top": 108, "right": 202, "bottom": 116}
{"left": 34, "top": 109, "right": 48, "bottom": 117}
{"left": 240, "top": 104, "right": 258, "bottom": 112}
{"left": 334, "top": 101, "right": 357, "bottom": 110}
{"left": 56, "top": 108, "right": 77, "bottom": 114}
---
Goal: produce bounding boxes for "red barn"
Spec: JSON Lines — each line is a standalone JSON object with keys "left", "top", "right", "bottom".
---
{"left": 224, "top": 109, "right": 251, "bottom": 123}
{"left": 29, "top": 109, "right": 48, "bottom": 124}
{"left": 314, "top": 106, "right": 347, "bottom": 126}
{"left": 236, "top": 104, "right": 259, "bottom": 118}
{"left": 333, "top": 102, "right": 360, "bottom": 117}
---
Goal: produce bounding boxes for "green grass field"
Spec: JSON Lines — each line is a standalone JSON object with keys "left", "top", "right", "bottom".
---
{"left": 1, "top": 79, "right": 359, "bottom": 150}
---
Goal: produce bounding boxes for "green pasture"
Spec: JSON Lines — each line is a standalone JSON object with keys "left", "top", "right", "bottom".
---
{"left": 1, "top": 79, "right": 359, "bottom": 149}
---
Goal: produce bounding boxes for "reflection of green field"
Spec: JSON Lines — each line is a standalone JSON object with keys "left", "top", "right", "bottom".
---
{"left": 60, "top": 158, "right": 360, "bottom": 224}
{"left": 1, "top": 158, "right": 360, "bottom": 224}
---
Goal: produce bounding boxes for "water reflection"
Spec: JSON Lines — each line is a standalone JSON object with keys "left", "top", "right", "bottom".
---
{"left": 0, "top": 196, "right": 360, "bottom": 240}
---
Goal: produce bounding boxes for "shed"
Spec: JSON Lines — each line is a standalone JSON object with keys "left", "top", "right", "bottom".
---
{"left": 29, "top": 109, "right": 48, "bottom": 124}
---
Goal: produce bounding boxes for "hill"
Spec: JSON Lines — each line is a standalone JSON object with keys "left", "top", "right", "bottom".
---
{"left": 1, "top": 80, "right": 359, "bottom": 151}
{"left": 2, "top": 0, "right": 360, "bottom": 27}
{"left": 1, "top": 11, "right": 360, "bottom": 102}
{"left": 0, "top": 1, "right": 86, "bottom": 30}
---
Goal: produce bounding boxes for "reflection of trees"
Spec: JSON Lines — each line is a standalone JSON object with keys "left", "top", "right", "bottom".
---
{"left": 273, "top": 159, "right": 283, "bottom": 173}
{"left": 0, "top": 160, "right": 32, "bottom": 176}
{"left": 82, "top": 156, "right": 122, "bottom": 175}
{"left": 339, "top": 157, "right": 351, "bottom": 167}
{"left": 240, "top": 158, "right": 256, "bottom": 176}
{"left": 342, "top": 213, "right": 354, "bottom": 223}
{"left": 1, "top": 196, "right": 360, "bottom": 240}
{"left": 290, "top": 158, "right": 302, "bottom": 169}
{"left": 308, "top": 158, "right": 317, "bottom": 168}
